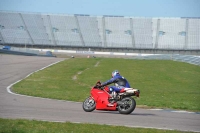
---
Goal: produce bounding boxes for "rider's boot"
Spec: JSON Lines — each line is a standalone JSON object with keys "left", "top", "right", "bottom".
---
{"left": 107, "top": 92, "right": 117, "bottom": 106}
{"left": 109, "top": 91, "right": 116, "bottom": 99}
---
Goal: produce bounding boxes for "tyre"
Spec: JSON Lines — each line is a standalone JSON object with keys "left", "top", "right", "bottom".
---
{"left": 118, "top": 97, "right": 136, "bottom": 114}
{"left": 82, "top": 96, "right": 96, "bottom": 112}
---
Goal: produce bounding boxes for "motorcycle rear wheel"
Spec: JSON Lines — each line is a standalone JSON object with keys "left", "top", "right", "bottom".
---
{"left": 118, "top": 97, "right": 136, "bottom": 114}
{"left": 82, "top": 96, "right": 96, "bottom": 112}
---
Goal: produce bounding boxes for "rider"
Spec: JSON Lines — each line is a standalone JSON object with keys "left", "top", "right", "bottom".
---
{"left": 100, "top": 70, "right": 131, "bottom": 100}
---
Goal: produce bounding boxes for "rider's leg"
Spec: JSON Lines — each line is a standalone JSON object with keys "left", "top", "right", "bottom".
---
{"left": 109, "top": 86, "right": 123, "bottom": 99}
{"left": 107, "top": 86, "right": 124, "bottom": 105}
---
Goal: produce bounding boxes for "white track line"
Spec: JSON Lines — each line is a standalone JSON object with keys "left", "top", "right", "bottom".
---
{"left": 7, "top": 60, "right": 64, "bottom": 95}
{"left": 148, "top": 109, "right": 198, "bottom": 114}
{"left": 6, "top": 59, "right": 80, "bottom": 104}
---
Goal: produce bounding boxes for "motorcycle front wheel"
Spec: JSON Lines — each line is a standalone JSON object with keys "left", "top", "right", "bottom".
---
{"left": 118, "top": 97, "right": 136, "bottom": 114}
{"left": 82, "top": 96, "right": 96, "bottom": 112}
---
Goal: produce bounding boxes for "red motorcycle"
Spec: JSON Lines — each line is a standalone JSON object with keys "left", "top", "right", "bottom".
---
{"left": 82, "top": 81, "right": 140, "bottom": 114}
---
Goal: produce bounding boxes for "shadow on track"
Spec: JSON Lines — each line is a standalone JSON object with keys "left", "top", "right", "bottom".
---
{"left": 92, "top": 110, "right": 155, "bottom": 116}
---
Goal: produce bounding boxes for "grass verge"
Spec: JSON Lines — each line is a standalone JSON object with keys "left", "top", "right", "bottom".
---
{"left": 12, "top": 58, "right": 200, "bottom": 111}
{"left": 0, "top": 118, "right": 190, "bottom": 133}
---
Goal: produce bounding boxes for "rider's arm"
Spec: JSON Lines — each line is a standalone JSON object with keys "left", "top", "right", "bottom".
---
{"left": 101, "top": 77, "right": 116, "bottom": 86}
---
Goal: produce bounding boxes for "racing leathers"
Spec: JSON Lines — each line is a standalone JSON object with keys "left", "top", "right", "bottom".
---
{"left": 101, "top": 73, "right": 131, "bottom": 94}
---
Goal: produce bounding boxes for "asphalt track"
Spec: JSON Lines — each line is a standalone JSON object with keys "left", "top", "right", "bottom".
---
{"left": 0, "top": 54, "right": 200, "bottom": 132}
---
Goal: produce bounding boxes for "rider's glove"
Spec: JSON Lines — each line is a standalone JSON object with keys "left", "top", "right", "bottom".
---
{"left": 95, "top": 85, "right": 103, "bottom": 89}
{"left": 99, "top": 85, "right": 104, "bottom": 90}
{"left": 94, "top": 85, "right": 101, "bottom": 88}
{"left": 94, "top": 85, "right": 98, "bottom": 88}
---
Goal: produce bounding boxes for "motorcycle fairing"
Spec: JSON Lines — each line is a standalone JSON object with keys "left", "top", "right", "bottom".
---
{"left": 91, "top": 88, "right": 117, "bottom": 110}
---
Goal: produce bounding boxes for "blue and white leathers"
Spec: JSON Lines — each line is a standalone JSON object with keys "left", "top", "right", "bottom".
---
{"left": 101, "top": 73, "right": 131, "bottom": 93}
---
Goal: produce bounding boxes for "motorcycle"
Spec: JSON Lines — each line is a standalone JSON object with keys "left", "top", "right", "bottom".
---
{"left": 82, "top": 81, "right": 140, "bottom": 114}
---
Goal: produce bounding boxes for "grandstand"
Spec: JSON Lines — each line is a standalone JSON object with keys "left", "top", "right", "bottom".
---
{"left": 0, "top": 11, "right": 199, "bottom": 55}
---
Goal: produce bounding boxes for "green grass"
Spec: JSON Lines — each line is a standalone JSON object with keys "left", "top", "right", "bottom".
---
{"left": 12, "top": 58, "right": 200, "bottom": 111}
{"left": 0, "top": 118, "right": 190, "bottom": 133}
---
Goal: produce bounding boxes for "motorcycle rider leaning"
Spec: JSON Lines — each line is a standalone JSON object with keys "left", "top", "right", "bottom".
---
{"left": 99, "top": 70, "right": 131, "bottom": 102}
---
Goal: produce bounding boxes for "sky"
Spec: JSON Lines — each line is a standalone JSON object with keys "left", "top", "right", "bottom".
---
{"left": 0, "top": 0, "right": 200, "bottom": 17}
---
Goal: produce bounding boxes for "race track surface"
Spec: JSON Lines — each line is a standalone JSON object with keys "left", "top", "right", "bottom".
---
{"left": 0, "top": 55, "right": 200, "bottom": 132}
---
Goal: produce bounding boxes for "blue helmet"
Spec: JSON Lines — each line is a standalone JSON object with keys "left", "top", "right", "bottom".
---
{"left": 112, "top": 70, "right": 120, "bottom": 77}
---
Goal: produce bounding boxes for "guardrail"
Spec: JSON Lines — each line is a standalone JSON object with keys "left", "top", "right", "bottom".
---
{"left": 10, "top": 47, "right": 39, "bottom": 54}
{"left": 1, "top": 45, "right": 199, "bottom": 65}
{"left": 131, "top": 54, "right": 200, "bottom": 66}
{"left": 0, "top": 45, "right": 55, "bottom": 57}
{"left": 37, "top": 48, "right": 200, "bottom": 66}
{"left": 0, "top": 49, "right": 38, "bottom": 56}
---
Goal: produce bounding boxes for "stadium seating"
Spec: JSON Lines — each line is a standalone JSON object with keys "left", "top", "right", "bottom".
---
{"left": 48, "top": 15, "right": 82, "bottom": 46}
{"left": 22, "top": 13, "right": 50, "bottom": 45}
{"left": 0, "top": 11, "right": 199, "bottom": 50}
{"left": 187, "top": 19, "right": 200, "bottom": 49}
{"left": 103, "top": 16, "right": 132, "bottom": 48}
{"left": 132, "top": 18, "right": 153, "bottom": 48}
{"left": 158, "top": 18, "right": 186, "bottom": 49}
{"left": 76, "top": 16, "right": 102, "bottom": 47}
{"left": 0, "top": 12, "right": 31, "bottom": 44}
